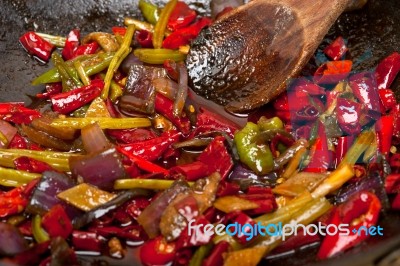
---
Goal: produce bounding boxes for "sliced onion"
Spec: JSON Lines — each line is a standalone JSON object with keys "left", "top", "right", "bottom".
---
{"left": 120, "top": 52, "right": 143, "bottom": 74}
{"left": 173, "top": 63, "right": 189, "bottom": 117}
{"left": 152, "top": 77, "right": 179, "bottom": 100}
{"left": 26, "top": 171, "right": 83, "bottom": 219}
{"left": 81, "top": 122, "right": 111, "bottom": 154}
{"left": 0, "top": 222, "right": 28, "bottom": 256}
{"left": 119, "top": 95, "right": 152, "bottom": 115}
{"left": 137, "top": 180, "right": 190, "bottom": 238}
{"left": 229, "top": 164, "right": 279, "bottom": 189}
{"left": 69, "top": 147, "right": 126, "bottom": 191}
{"left": 335, "top": 172, "right": 390, "bottom": 209}
{"left": 0, "top": 120, "right": 17, "bottom": 148}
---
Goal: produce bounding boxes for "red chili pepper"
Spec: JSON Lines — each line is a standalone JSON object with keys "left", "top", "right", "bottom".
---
{"left": 335, "top": 136, "right": 354, "bottom": 168}
{"left": 391, "top": 193, "right": 400, "bottom": 210}
{"left": 139, "top": 236, "right": 177, "bottom": 266}
{"left": 41, "top": 204, "right": 73, "bottom": 239}
{"left": 304, "top": 122, "right": 332, "bottom": 173}
{"left": 118, "top": 130, "right": 180, "bottom": 162}
{"left": 323, "top": 36, "right": 348, "bottom": 61}
{"left": 19, "top": 31, "right": 55, "bottom": 62}
{"left": 216, "top": 181, "right": 240, "bottom": 197}
{"left": 167, "top": 1, "right": 197, "bottom": 31}
{"left": 162, "top": 17, "right": 212, "bottom": 49}
{"left": 163, "top": 59, "right": 179, "bottom": 81}
{"left": 169, "top": 161, "right": 211, "bottom": 181}
{"left": 61, "top": 29, "right": 80, "bottom": 60}
{"left": 72, "top": 231, "right": 104, "bottom": 252}
{"left": 136, "top": 30, "right": 154, "bottom": 48}
{"left": 0, "top": 102, "right": 41, "bottom": 124}
{"left": 197, "top": 136, "right": 233, "bottom": 180}
{"left": 9, "top": 134, "right": 28, "bottom": 149}
{"left": 36, "top": 82, "right": 63, "bottom": 99}
{"left": 273, "top": 92, "right": 289, "bottom": 111}
{"left": 107, "top": 128, "right": 156, "bottom": 144}
{"left": 238, "top": 192, "right": 277, "bottom": 216}
{"left": 270, "top": 133, "right": 295, "bottom": 157}
{"left": 375, "top": 52, "right": 400, "bottom": 90}
{"left": 177, "top": 215, "right": 212, "bottom": 249}
{"left": 50, "top": 80, "right": 104, "bottom": 114}
{"left": 226, "top": 211, "right": 256, "bottom": 245}
{"left": 13, "top": 241, "right": 50, "bottom": 266}
{"left": 105, "top": 98, "right": 121, "bottom": 118}
{"left": 349, "top": 72, "right": 381, "bottom": 112}
{"left": 117, "top": 147, "right": 169, "bottom": 175}
{"left": 0, "top": 186, "right": 28, "bottom": 218}
{"left": 112, "top": 26, "right": 127, "bottom": 36}
{"left": 385, "top": 174, "right": 400, "bottom": 194}
{"left": 202, "top": 241, "right": 230, "bottom": 266}
{"left": 379, "top": 88, "right": 397, "bottom": 112}
{"left": 336, "top": 98, "right": 362, "bottom": 135}
{"left": 314, "top": 60, "right": 352, "bottom": 84}
{"left": 390, "top": 154, "right": 400, "bottom": 173}
{"left": 14, "top": 156, "right": 53, "bottom": 174}
{"left": 375, "top": 115, "right": 394, "bottom": 157}
{"left": 73, "top": 42, "right": 99, "bottom": 57}
{"left": 195, "top": 107, "right": 240, "bottom": 138}
{"left": 155, "top": 93, "right": 191, "bottom": 135}
{"left": 317, "top": 191, "right": 381, "bottom": 259}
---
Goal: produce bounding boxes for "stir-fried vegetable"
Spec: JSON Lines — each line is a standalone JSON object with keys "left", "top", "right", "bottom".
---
{"left": 4, "top": 0, "right": 400, "bottom": 265}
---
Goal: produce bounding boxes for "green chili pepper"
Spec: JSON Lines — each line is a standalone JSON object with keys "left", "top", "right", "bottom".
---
{"left": 74, "top": 60, "right": 90, "bottom": 86}
{"left": 51, "top": 52, "right": 79, "bottom": 92}
{"left": 257, "top": 116, "right": 284, "bottom": 131}
{"left": 32, "top": 52, "right": 115, "bottom": 85}
{"left": 152, "top": 0, "right": 178, "bottom": 49}
{"left": 0, "top": 166, "right": 41, "bottom": 187}
{"left": 32, "top": 215, "right": 50, "bottom": 243}
{"left": 102, "top": 24, "right": 135, "bottom": 99}
{"left": 134, "top": 48, "right": 186, "bottom": 64}
{"left": 139, "top": 0, "right": 160, "bottom": 25}
{"left": 233, "top": 122, "right": 274, "bottom": 175}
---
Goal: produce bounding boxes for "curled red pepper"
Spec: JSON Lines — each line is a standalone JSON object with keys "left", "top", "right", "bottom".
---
{"left": 336, "top": 98, "right": 362, "bottom": 135}
{"left": 196, "top": 107, "right": 240, "bottom": 138}
{"left": 155, "top": 93, "right": 191, "bottom": 135}
{"left": 162, "top": 17, "right": 212, "bottom": 49}
{"left": 36, "top": 82, "right": 63, "bottom": 99}
{"left": 349, "top": 72, "right": 380, "bottom": 112}
{"left": 317, "top": 191, "right": 382, "bottom": 259}
{"left": 169, "top": 161, "right": 211, "bottom": 181}
{"left": 197, "top": 136, "right": 233, "bottom": 180}
{"left": 136, "top": 30, "right": 153, "bottom": 48}
{"left": 314, "top": 60, "right": 352, "bottom": 84}
{"left": 50, "top": 80, "right": 104, "bottom": 114}
{"left": 375, "top": 52, "right": 400, "bottom": 90}
{"left": 378, "top": 88, "right": 397, "bottom": 112}
{"left": 323, "top": 36, "right": 348, "bottom": 61}
{"left": 0, "top": 186, "right": 28, "bottom": 218}
{"left": 375, "top": 115, "right": 394, "bottom": 157}
{"left": 167, "top": 2, "right": 197, "bottom": 31}
{"left": 118, "top": 130, "right": 181, "bottom": 162}
{"left": 62, "top": 29, "right": 80, "bottom": 60}
{"left": 19, "top": 31, "right": 55, "bottom": 62}
{"left": 0, "top": 102, "right": 41, "bottom": 124}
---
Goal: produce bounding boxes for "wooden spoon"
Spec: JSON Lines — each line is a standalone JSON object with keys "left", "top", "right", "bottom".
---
{"left": 186, "top": 0, "right": 352, "bottom": 113}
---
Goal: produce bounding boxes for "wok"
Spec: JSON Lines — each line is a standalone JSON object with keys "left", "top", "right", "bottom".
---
{"left": 1, "top": 0, "right": 400, "bottom": 265}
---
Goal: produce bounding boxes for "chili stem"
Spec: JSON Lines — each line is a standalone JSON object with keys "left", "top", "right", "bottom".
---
{"left": 152, "top": 0, "right": 178, "bottom": 48}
